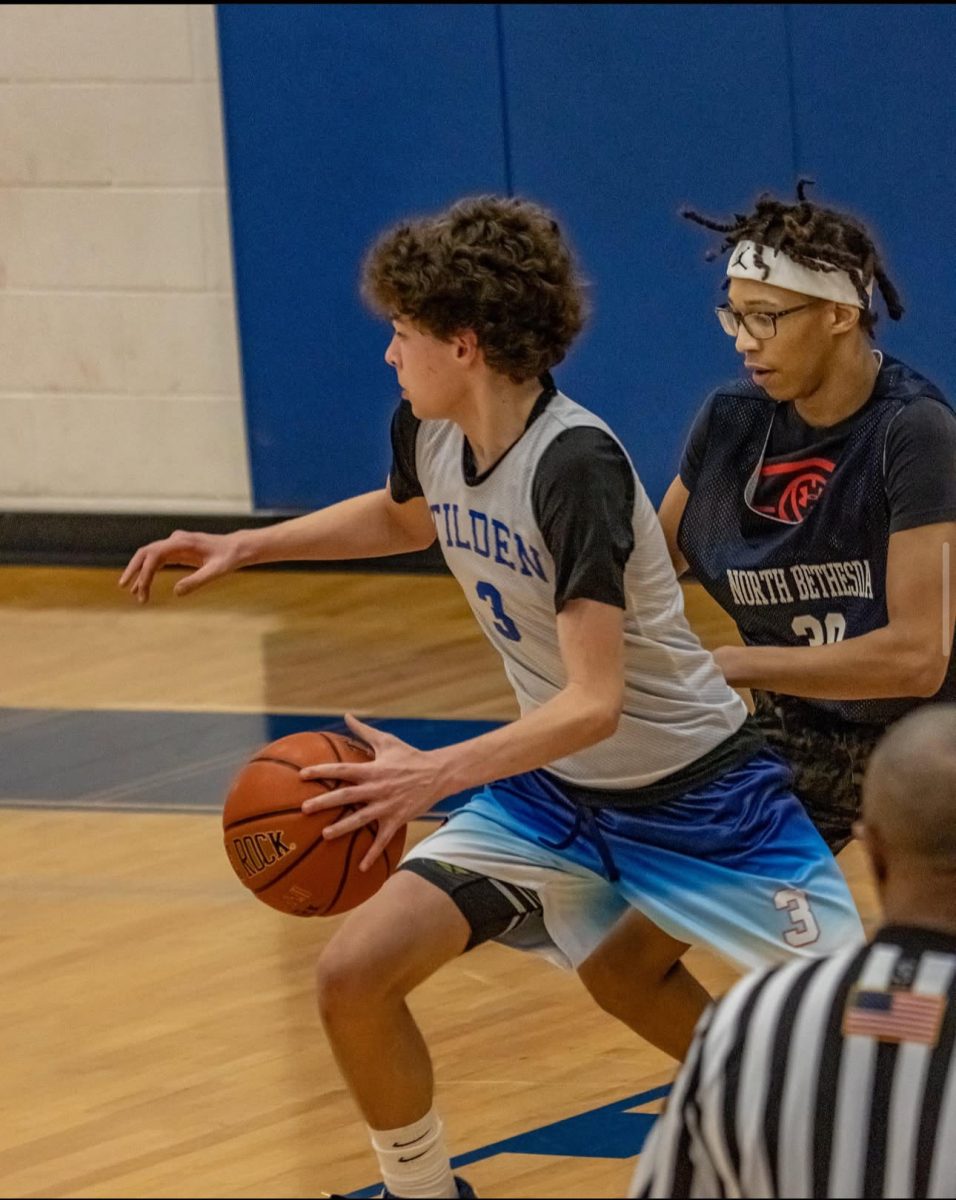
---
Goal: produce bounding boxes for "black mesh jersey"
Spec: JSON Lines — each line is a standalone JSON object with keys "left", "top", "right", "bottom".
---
{"left": 678, "top": 354, "right": 956, "bottom": 727}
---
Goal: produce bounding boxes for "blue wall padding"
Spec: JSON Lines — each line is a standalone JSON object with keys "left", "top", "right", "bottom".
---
{"left": 785, "top": 4, "right": 956, "bottom": 396}
{"left": 216, "top": 4, "right": 508, "bottom": 509}
{"left": 216, "top": 4, "right": 956, "bottom": 512}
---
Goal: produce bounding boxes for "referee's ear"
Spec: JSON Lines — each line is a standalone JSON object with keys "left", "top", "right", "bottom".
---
{"left": 855, "top": 818, "right": 889, "bottom": 893}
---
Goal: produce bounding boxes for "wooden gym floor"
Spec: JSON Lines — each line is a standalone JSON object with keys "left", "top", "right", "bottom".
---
{"left": 0, "top": 565, "right": 877, "bottom": 1199}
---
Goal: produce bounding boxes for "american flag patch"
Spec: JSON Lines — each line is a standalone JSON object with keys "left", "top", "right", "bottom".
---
{"left": 842, "top": 987, "right": 947, "bottom": 1046}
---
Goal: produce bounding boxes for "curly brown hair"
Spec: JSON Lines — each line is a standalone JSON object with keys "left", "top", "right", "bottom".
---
{"left": 361, "top": 195, "right": 587, "bottom": 382}
{"left": 682, "top": 179, "right": 903, "bottom": 337}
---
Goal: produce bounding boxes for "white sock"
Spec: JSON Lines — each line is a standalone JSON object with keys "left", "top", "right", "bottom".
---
{"left": 369, "top": 1107, "right": 457, "bottom": 1199}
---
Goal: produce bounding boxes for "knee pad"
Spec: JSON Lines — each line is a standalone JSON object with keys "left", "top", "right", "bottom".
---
{"left": 399, "top": 858, "right": 543, "bottom": 951}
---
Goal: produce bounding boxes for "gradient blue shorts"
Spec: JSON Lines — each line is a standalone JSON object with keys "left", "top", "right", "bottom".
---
{"left": 402, "top": 748, "right": 864, "bottom": 971}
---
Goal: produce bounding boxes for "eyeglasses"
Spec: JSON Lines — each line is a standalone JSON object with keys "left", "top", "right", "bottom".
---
{"left": 716, "top": 302, "right": 816, "bottom": 340}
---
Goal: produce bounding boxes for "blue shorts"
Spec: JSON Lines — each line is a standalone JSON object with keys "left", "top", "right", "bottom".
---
{"left": 403, "top": 749, "right": 864, "bottom": 971}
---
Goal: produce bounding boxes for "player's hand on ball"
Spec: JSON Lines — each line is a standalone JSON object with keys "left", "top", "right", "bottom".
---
{"left": 300, "top": 714, "right": 443, "bottom": 871}
{"left": 119, "top": 529, "right": 246, "bottom": 603}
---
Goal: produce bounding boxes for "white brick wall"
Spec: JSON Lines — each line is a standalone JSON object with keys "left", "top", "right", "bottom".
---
{"left": 0, "top": 5, "right": 252, "bottom": 512}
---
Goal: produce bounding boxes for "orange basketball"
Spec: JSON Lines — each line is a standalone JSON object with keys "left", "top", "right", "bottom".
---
{"left": 222, "top": 730, "right": 406, "bottom": 917}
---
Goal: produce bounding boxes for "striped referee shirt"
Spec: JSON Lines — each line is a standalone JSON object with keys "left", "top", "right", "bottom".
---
{"left": 630, "top": 926, "right": 956, "bottom": 1198}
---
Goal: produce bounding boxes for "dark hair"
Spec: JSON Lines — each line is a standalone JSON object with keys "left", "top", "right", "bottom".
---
{"left": 682, "top": 179, "right": 903, "bottom": 336}
{"left": 361, "top": 195, "right": 587, "bottom": 382}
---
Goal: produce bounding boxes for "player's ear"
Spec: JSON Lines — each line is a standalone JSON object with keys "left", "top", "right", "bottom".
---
{"left": 452, "top": 328, "right": 480, "bottom": 363}
{"left": 829, "top": 301, "right": 862, "bottom": 336}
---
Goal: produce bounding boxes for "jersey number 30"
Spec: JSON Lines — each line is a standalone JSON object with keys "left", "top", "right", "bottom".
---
{"left": 791, "top": 612, "right": 846, "bottom": 645}
{"left": 476, "top": 582, "right": 521, "bottom": 642}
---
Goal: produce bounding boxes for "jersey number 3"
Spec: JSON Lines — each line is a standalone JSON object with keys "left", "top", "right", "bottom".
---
{"left": 775, "top": 888, "right": 820, "bottom": 948}
{"left": 476, "top": 582, "right": 521, "bottom": 642}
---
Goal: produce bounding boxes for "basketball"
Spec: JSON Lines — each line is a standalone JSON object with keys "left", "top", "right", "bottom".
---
{"left": 222, "top": 730, "right": 406, "bottom": 917}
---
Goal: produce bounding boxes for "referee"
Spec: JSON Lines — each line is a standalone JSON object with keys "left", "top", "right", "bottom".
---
{"left": 630, "top": 703, "right": 956, "bottom": 1199}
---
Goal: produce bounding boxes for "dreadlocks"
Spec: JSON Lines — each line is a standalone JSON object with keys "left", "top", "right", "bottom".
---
{"left": 682, "top": 179, "right": 904, "bottom": 334}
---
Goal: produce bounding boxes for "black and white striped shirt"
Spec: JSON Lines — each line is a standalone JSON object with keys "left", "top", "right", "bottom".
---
{"left": 630, "top": 926, "right": 956, "bottom": 1198}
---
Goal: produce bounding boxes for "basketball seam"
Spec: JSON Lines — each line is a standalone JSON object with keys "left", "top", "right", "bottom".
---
{"left": 319, "top": 819, "right": 376, "bottom": 915}
{"left": 223, "top": 805, "right": 305, "bottom": 833}
{"left": 249, "top": 754, "right": 344, "bottom": 791}
{"left": 320, "top": 733, "right": 344, "bottom": 764}
{"left": 251, "top": 803, "right": 359, "bottom": 895}
{"left": 231, "top": 733, "right": 376, "bottom": 911}
{"left": 314, "top": 733, "right": 383, "bottom": 917}
{"left": 227, "top": 744, "right": 346, "bottom": 834}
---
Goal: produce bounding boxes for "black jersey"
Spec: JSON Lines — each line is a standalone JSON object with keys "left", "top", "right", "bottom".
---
{"left": 678, "top": 354, "right": 956, "bottom": 726}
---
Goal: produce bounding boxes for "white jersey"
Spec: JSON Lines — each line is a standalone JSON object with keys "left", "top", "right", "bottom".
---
{"left": 410, "top": 388, "right": 747, "bottom": 790}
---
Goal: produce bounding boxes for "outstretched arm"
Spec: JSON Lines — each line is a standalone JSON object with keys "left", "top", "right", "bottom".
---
{"left": 119, "top": 485, "right": 436, "bottom": 602}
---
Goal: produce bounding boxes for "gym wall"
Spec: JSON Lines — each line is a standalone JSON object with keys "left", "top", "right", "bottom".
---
{"left": 1, "top": 5, "right": 953, "bottom": 549}
{"left": 0, "top": 4, "right": 251, "bottom": 514}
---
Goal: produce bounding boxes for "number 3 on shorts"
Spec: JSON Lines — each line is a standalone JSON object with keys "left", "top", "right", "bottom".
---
{"left": 775, "top": 887, "right": 820, "bottom": 948}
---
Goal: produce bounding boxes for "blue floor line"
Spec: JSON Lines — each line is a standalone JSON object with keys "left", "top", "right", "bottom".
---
{"left": 0, "top": 707, "right": 503, "bottom": 815}
{"left": 344, "top": 1084, "right": 671, "bottom": 1196}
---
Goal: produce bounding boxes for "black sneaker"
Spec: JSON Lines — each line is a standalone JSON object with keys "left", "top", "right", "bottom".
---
{"left": 382, "top": 1177, "right": 477, "bottom": 1199}
{"left": 321, "top": 1174, "right": 477, "bottom": 1199}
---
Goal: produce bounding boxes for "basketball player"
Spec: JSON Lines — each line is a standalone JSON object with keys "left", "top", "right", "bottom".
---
{"left": 659, "top": 181, "right": 956, "bottom": 853}
{"left": 120, "top": 196, "right": 862, "bottom": 1200}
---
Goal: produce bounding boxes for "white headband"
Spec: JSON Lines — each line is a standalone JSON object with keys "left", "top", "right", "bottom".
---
{"left": 726, "top": 240, "right": 873, "bottom": 309}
